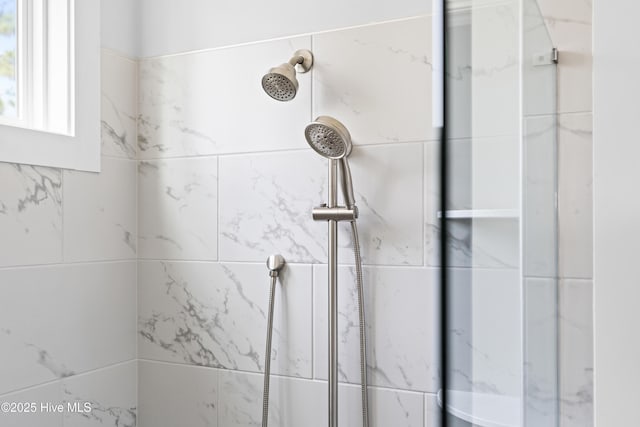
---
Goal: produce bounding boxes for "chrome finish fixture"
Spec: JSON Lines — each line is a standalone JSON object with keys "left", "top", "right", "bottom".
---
{"left": 291, "top": 49, "right": 314, "bottom": 73}
{"left": 261, "top": 49, "right": 314, "bottom": 102}
{"left": 328, "top": 160, "right": 339, "bottom": 427}
{"left": 350, "top": 220, "right": 370, "bottom": 427}
{"left": 306, "top": 116, "right": 369, "bottom": 427}
{"left": 262, "top": 254, "right": 286, "bottom": 427}
{"left": 266, "top": 254, "right": 286, "bottom": 277}
{"left": 304, "top": 116, "right": 352, "bottom": 159}
{"left": 312, "top": 206, "right": 358, "bottom": 222}
{"left": 305, "top": 116, "right": 357, "bottom": 209}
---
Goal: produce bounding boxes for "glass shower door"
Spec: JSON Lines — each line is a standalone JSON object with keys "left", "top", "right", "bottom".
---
{"left": 443, "top": 0, "right": 558, "bottom": 425}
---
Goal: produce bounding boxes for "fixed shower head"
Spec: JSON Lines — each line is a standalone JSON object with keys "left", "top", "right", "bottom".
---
{"left": 304, "top": 116, "right": 353, "bottom": 159}
{"left": 262, "top": 49, "right": 313, "bottom": 102}
{"left": 305, "top": 116, "right": 357, "bottom": 209}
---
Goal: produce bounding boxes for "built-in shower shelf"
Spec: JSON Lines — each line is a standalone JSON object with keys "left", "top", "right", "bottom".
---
{"left": 437, "top": 209, "right": 520, "bottom": 219}
{"left": 437, "top": 389, "right": 522, "bottom": 427}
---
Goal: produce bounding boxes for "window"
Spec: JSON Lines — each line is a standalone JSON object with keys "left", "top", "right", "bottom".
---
{"left": 0, "top": 0, "right": 72, "bottom": 134}
{"left": 0, "top": 1, "right": 18, "bottom": 120}
{"left": 0, "top": 0, "right": 100, "bottom": 172}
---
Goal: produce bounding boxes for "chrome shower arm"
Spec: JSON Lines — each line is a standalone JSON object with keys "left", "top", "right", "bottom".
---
{"left": 288, "top": 49, "right": 314, "bottom": 72}
{"left": 288, "top": 55, "right": 304, "bottom": 66}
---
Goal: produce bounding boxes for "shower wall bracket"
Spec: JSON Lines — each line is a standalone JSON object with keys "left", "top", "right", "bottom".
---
{"left": 312, "top": 205, "right": 358, "bottom": 222}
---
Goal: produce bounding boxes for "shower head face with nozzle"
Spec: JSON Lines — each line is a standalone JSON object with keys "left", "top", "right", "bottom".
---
{"left": 304, "top": 116, "right": 353, "bottom": 159}
{"left": 261, "top": 64, "right": 298, "bottom": 102}
{"left": 262, "top": 49, "right": 314, "bottom": 102}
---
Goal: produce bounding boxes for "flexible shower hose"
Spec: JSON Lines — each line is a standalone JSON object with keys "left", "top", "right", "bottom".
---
{"left": 262, "top": 272, "right": 277, "bottom": 427}
{"left": 261, "top": 224, "right": 369, "bottom": 427}
{"left": 351, "top": 220, "right": 370, "bottom": 427}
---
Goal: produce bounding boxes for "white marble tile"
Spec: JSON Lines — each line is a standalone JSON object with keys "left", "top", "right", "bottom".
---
{"left": 457, "top": 219, "right": 520, "bottom": 270}
{"left": 138, "top": 360, "right": 217, "bottom": 427}
{"left": 138, "top": 261, "right": 312, "bottom": 378}
{"left": 342, "top": 143, "right": 424, "bottom": 265}
{"left": 0, "top": 381, "right": 64, "bottom": 427}
{"left": 0, "top": 163, "right": 62, "bottom": 267}
{"left": 559, "top": 279, "right": 593, "bottom": 427}
{"left": 522, "top": 0, "right": 557, "bottom": 117}
{"left": 218, "top": 370, "right": 323, "bottom": 427}
{"left": 524, "top": 278, "right": 558, "bottom": 425}
{"left": 0, "top": 262, "right": 137, "bottom": 395}
{"left": 137, "top": 0, "right": 431, "bottom": 58}
{"left": 138, "top": 37, "right": 312, "bottom": 159}
{"left": 470, "top": 136, "right": 520, "bottom": 211}
{"left": 425, "top": 140, "right": 472, "bottom": 267}
{"left": 339, "top": 383, "right": 424, "bottom": 427}
{"left": 425, "top": 140, "right": 520, "bottom": 269}
{"left": 447, "top": 3, "right": 549, "bottom": 130}
{"left": 460, "top": 136, "right": 521, "bottom": 270}
{"left": 448, "top": 268, "right": 522, "bottom": 397}
{"left": 524, "top": 116, "right": 558, "bottom": 278}
{"left": 218, "top": 150, "right": 326, "bottom": 264}
{"left": 424, "top": 393, "right": 442, "bottom": 427}
{"left": 558, "top": 113, "right": 592, "bottom": 279}
{"left": 219, "top": 144, "right": 424, "bottom": 266}
{"left": 472, "top": 2, "right": 520, "bottom": 138}
{"left": 63, "top": 158, "right": 137, "bottom": 262}
{"left": 466, "top": 2, "right": 520, "bottom": 139}
{"left": 138, "top": 157, "right": 218, "bottom": 261}
{"left": 446, "top": 268, "right": 473, "bottom": 394}
{"left": 314, "top": 265, "right": 439, "bottom": 393}
{"left": 62, "top": 362, "right": 137, "bottom": 427}
{"left": 537, "top": 0, "right": 592, "bottom": 114}
{"left": 446, "top": 11, "right": 473, "bottom": 140}
{"left": 218, "top": 370, "right": 424, "bottom": 427}
{"left": 312, "top": 17, "right": 436, "bottom": 145}
{"left": 101, "top": 50, "right": 138, "bottom": 159}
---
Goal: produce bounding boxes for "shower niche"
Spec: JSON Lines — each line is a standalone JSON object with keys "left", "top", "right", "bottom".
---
{"left": 444, "top": 0, "right": 558, "bottom": 425}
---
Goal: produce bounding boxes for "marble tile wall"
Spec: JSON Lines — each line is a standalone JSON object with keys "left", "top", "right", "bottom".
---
{"left": 136, "top": 15, "right": 440, "bottom": 427}
{"left": 135, "top": 7, "right": 592, "bottom": 424}
{"left": 536, "top": 0, "right": 594, "bottom": 425}
{"left": 0, "top": 3, "right": 592, "bottom": 427}
{"left": 0, "top": 49, "right": 139, "bottom": 427}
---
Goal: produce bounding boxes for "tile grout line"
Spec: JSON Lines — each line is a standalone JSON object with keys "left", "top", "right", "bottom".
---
{"left": 135, "top": 139, "right": 438, "bottom": 161}
{"left": 422, "top": 141, "right": 426, "bottom": 268}
{"left": 217, "top": 155, "right": 220, "bottom": 263}
{"left": 0, "top": 359, "right": 138, "bottom": 399}
{"left": 139, "top": 15, "right": 433, "bottom": 60}
{"left": 137, "top": 358, "right": 437, "bottom": 395}
{"left": 311, "top": 264, "right": 316, "bottom": 381}
{"left": 135, "top": 53, "right": 141, "bottom": 424}
{"left": 61, "top": 166, "right": 66, "bottom": 264}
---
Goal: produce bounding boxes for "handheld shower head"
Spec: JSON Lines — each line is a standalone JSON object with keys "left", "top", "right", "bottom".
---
{"left": 305, "top": 116, "right": 357, "bottom": 209}
{"left": 304, "top": 116, "right": 353, "bottom": 159}
{"left": 262, "top": 49, "right": 313, "bottom": 102}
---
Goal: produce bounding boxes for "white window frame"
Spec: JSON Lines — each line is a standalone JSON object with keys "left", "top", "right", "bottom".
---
{"left": 0, "top": 0, "right": 100, "bottom": 172}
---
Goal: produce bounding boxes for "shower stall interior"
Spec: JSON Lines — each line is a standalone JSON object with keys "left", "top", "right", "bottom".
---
{"left": 0, "top": 0, "right": 562, "bottom": 426}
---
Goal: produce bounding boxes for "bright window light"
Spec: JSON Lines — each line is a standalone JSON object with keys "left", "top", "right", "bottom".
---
{"left": 0, "top": 0, "right": 18, "bottom": 120}
{"left": 0, "top": 0, "right": 99, "bottom": 172}
{"left": 0, "top": 0, "right": 73, "bottom": 135}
